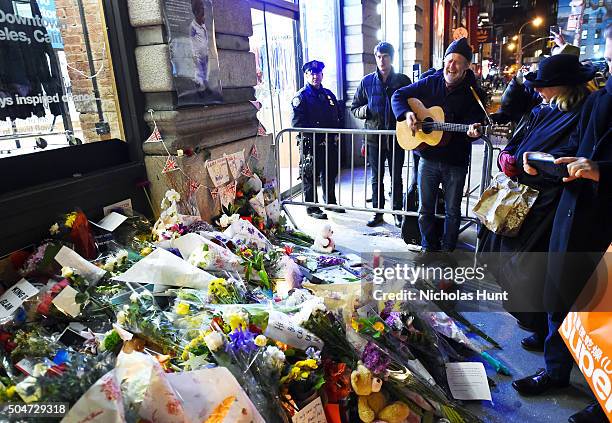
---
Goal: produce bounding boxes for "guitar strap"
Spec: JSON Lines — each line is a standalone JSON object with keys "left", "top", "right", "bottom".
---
{"left": 470, "top": 86, "right": 493, "bottom": 126}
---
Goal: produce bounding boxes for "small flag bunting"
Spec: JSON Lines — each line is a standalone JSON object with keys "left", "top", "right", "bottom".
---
{"left": 145, "top": 126, "right": 163, "bottom": 143}
{"left": 161, "top": 156, "right": 179, "bottom": 174}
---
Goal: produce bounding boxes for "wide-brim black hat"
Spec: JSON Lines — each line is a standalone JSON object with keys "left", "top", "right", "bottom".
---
{"left": 524, "top": 54, "right": 596, "bottom": 87}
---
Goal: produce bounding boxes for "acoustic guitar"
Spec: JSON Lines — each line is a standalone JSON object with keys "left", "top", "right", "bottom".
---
{"left": 396, "top": 98, "right": 511, "bottom": 151}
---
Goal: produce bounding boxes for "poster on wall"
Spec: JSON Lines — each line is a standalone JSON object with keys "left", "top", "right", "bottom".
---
{"left": 0, "top": 0, "right": 68, "bottom": 122}
{"left": 557, "top": 0, "right": 611, "bottom": 59}
{"left": 432, "top": 0, "right": 446, "bottom": 70}
{"left": 161, "top": 0, "right": 223, "bottom": 106}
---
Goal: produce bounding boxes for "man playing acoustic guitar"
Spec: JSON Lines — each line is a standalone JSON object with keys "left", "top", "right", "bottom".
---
{"left": 391, "top": 37, "right": 484, "bottom": 252}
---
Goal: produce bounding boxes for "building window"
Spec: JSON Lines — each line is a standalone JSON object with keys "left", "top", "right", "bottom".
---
{"left": 580, "top": 45, "right": 587, "bottom": 54}
{"left": 0, "top": 0, "right": 124, "bottom": 157}
{"left": 593, "top": 44, "right": 600, "bottom": 56}
{"left": 300, "top": 0, "right": 342, "bottom": 99}
{"left": 582, "top": 13, "right": 589, "bottom": 24}
{"left": 582, "top": 29, "right": 588, "bottom": 39}
{"left": 380, "top": 0, "right": 401, "bottom": 70}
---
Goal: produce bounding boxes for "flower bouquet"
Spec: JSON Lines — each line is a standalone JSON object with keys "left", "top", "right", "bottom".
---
{"left": 116, "top": 289, "right": 183, "bottom": 355}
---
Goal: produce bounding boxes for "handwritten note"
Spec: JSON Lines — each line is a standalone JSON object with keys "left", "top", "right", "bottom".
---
{"left": 446, "top": 362, "right": 492, "bottom": 401}
{"left": 292, "top": 396, "right": 326, "bottom": 423}
{"left": 206, "top": 157, "right": 230, "bottom": 187}
{"left": 54, "top": 246, "right": 106, "bottom": 283}
{"left": 0, "top": 279, "right": 39, "bottom": 320}
{"left": 264, "top": 310, "right": 324, "bottom": 351}
{"left": 226, "top": 150, "right": 245, "bottom": 179}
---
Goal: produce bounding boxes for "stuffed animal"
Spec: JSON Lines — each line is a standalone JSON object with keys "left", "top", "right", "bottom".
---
{"left": 350, "top": 362, "right": 412, "bottom": 423}
{"left": 313, "top": 224, "right": 335, "bottom": 253}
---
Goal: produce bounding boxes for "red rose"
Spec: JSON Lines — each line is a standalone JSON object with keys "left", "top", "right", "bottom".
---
{"left": 240, "top": 216, "right": 253, "bottom": 223}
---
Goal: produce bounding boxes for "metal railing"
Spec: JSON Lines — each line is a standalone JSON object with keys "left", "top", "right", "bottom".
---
{"left": 274, "top": 127, "right": 494, "bottom": 246}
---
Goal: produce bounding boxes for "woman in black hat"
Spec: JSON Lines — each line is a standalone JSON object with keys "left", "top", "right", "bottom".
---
{"left": 478, "top": 54, "right": 596, "bottom": 350}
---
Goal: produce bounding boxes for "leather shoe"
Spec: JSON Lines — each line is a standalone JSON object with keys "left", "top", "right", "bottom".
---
{"left": 568, "top": 401, "right": 607, "bottom": 423}
{"left": 521, "top": 333, "right": 544, "bottom": 352}
{"left": 366, "top": 214, "right": 384, "bottom": 227}
{"left": 517, "top": 320, "right": 537, "bottom": 332}
{"left": 512, "top": 369, "right": 569, "bottom": 396}
{"left": 394, "top": 215, "right": 403, "bottom": 228}
{"left": 307, "top": 208, "right": 328, "bottom": 220}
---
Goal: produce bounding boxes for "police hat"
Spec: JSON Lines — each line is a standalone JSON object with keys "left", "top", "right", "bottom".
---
{"left": 302, "top": 60, "right": 325, "bottom": 73}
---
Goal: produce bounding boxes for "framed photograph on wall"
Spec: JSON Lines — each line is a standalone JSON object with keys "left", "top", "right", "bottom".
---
{"left": 162, "top": 0, "right": 223, "bottom": 106}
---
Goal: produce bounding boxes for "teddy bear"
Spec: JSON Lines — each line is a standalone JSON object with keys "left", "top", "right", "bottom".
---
{"left": 350, "top": 362, "right": 412, "bottom": 423}
{"left": 313, "top": 224, "right": 335, "bottom": 253}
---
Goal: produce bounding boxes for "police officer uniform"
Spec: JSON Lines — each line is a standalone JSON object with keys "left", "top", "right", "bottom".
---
{"left": 291, "top": 60, "right": 345, "bottom": 219}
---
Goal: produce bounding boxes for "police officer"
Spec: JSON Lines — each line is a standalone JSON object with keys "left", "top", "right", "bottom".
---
{"left": 292, "top": 60, "right": 345, "bottom": 220}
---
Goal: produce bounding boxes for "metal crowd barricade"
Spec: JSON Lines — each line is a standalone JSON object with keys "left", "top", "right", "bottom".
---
{"left": 274, "top": 127, "right": 494, "bottom": 246}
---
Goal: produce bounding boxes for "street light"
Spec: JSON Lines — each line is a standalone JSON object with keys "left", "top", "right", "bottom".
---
{"left": 507, "top": 43, "right": 516, "bottom": 51}
{"left": 517, "top": 17, "right": 543, "bottom": 65}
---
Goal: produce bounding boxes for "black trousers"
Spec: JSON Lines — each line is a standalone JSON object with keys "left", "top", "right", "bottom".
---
{"left": 367, "top": 136, "right": 405, "bottom": 210}
{"left": 301, "top": 139, "right": 338, "bottom": 206}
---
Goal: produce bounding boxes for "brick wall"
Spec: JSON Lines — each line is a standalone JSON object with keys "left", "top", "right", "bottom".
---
{"left": 55, "top": 0, "right": 122, "bottom": 142}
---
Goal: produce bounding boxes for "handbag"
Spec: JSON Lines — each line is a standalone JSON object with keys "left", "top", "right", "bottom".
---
{"left": 473, "top": 173, "right": 539, "bottom": 237}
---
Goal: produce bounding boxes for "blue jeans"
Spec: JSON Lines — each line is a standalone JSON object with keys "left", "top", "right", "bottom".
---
{"left": 417, "top": 158, "right": 467, "bottom": 251}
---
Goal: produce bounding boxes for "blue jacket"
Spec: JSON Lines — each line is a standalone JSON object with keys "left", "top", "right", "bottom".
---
{"left": 391, "top": 69, "right": 485, "bottom": 167}
{"left": 545, "top": 78, "right": 612, "bottom": 311}
{"left": 351, "top": 69, "right": 411, "bottom": 135}
{"left": 503, "top": 102, "right": 582, "bottom": 187}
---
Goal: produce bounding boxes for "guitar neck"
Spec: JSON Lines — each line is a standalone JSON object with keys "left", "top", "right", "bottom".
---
{"left": 419, "top": 122, "right": 474, "bottom": 133}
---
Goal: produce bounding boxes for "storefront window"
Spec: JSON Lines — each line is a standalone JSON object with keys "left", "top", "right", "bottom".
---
{"left": 380, "top": 0, "right": 401, "bottom": 70}
{"left": 299, "top": 0, "right": 342, "bottom": 99}
{"left": 0, "top": 0, "right": 123, "bottom": 157}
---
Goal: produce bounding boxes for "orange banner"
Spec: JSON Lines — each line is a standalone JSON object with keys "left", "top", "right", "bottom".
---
{"left": 560, "top": 245, "right": 612, "bottom": 420}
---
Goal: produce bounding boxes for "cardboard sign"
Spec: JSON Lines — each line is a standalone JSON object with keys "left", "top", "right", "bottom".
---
{"left": 0, "top": 279, "right": 39, "bottom": 320}
{"left": 206, "top": 157, "right": 230, "bottom": 188}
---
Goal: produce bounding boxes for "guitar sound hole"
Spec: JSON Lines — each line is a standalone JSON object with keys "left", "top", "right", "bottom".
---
{"left": 422, "top": 117, "right": 434, "bottom": 134}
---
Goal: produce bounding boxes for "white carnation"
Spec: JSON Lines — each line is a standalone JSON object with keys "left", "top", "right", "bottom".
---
{"left": 49, "top": 223, "right": 60, "bottom": 235}
{"left": 204, "top": 331, "right": 224, "bottom": 352}
{"left": 165, "top": 189, "right": 180, "bottom": 203}
{"left": 61, "top": 267, "right": 74, "bottom": 278}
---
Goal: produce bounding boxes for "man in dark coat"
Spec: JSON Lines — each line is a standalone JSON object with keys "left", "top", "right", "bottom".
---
{"left": 292, "top": 60, "right": 345, "bottom": 220}
{"left": 512, "top": 25, "right": 612, "bottom": 423}
{"left": 351, "top": 42, "right": 411, "bottom": 227}
{"left": 391, "top": 38, "right": 484, "bottom": 251}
